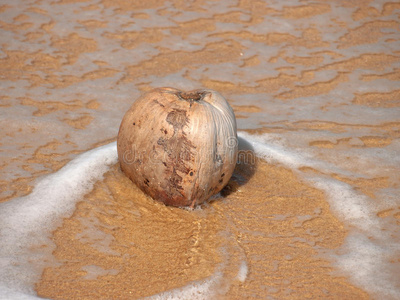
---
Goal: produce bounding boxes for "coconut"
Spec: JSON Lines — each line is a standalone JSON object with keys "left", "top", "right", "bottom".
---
{"left": 117, "top": 87, "right": 238, "bottom": 208}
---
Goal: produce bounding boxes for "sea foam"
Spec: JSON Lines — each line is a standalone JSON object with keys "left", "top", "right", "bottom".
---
{"left": 239, "top": 132, "right": 400, "bottom": 300}
{"left": 0, "top": 142, "right": 118, "bottom": 298}
{"left": 1, "top": 133, "right": 399, "bottom": 299}
{"left": 146, "top": 273, "right": 222, "bottom": 300}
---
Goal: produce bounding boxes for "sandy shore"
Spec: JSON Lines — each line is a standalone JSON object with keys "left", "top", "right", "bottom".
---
{"left": 35, "top": 158, "right": 368, "bottom": 299}
{"left": 1, "top": 0, "right": 399, "bottom": 299}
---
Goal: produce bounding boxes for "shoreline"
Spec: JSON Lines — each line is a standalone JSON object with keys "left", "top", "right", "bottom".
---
{"left": 1, "top": 0, "right": 399, "bottom": 298}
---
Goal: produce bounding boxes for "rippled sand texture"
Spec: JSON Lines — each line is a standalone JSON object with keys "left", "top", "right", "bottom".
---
{"left": 0, "top": 0, "right": 399, "bottom": 299}
{"left": 36, "top": 159, "right": 367, "bottom": 299}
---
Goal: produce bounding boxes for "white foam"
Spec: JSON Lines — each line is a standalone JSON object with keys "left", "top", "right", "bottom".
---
{"left": 0, "top": 286, "right": 45, "bottom": 300}
{"left": 146, "top": 273, "right": 222, "bottom": 300}
{"left": 236, "top": 261, "right": 248, "bottom": 283}
{"left": 81, "top": 265, "right": 119, "bottom": 280}
{"left": 240, "top": 132, "right": 400, "bottom": 299}
{"left": 1, "top": 133, "right": 399, "bottom": 299}
{"left": 238, "top": 132, "right": 348, "bottom": 175}
{"left": 332, "top": 234, "right": 400, "bottom": 300}
{"left": 0, "top": 141, "right": 227, "bottom": 300}
{"left": 0, "top": 142, "right": 118, "bottom": 298}
{"left": 238, "top": 132, "right": 307, "bottom": 169}
{"left": 146, "top": 256, "right": 247, "bottom": 300}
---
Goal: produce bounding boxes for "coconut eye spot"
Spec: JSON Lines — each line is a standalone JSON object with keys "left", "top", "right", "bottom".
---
{"left": 177, "top": 91, "right": 206, "bottom": 102}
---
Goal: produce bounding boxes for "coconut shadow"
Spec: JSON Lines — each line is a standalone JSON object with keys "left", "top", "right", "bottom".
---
{"left": 219, "top": 136, "right": 257, "bottom": 198}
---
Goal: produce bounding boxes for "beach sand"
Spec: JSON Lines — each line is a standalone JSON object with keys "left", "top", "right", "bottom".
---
{"left": 35, "top": 159, "right": 367, "bottom": 299}
{"left": 1, "top": 0, "right": 399, "bottom": 299}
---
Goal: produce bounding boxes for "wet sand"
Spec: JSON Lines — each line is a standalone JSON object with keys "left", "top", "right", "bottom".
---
{"left": 1, "top": 0, "right": 399, "bottom": 299}
{"left": 35, "top": 158, "right": 367, "bottom": 299}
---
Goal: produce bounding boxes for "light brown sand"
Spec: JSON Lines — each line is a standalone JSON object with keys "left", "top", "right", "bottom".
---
{"left": 1, "top": 0, "right": 399, "bottom": 298}
{"left": 36, "top": 157, "right": 367, "bottom": 299}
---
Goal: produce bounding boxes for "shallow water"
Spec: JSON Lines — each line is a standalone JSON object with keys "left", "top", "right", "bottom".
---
{"left": 1, "top": 0, "right": 399, "bottom": 299}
